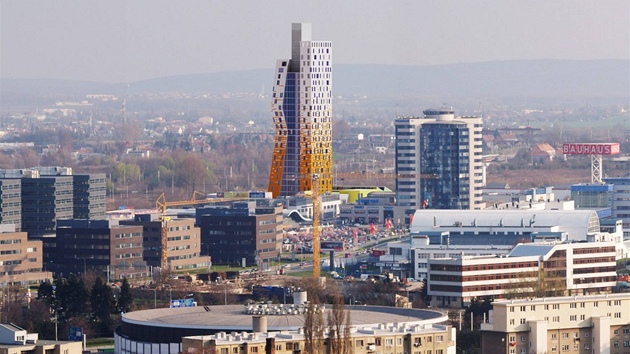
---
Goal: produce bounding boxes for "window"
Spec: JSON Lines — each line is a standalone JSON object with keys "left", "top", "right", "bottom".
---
{"left": 561, "top": 345, "right": 569, "bottom": 351}
{"left": 570, "top": 315, "right": 577, "bottom": 322}
{"left": 385, "top": 339, "right": 393, "bottom": 345}
{"left": 615, "top": 312, "right": 622, "bottom": 318}
{"left": 510, "top": 349, "right": 515, "bottom": 354}
{"left": 551, "top": 346, "right": 557, "bottom": 352}
{"left": 614, "top": 341, "right": 620, "bottom": 348}
{"left": 580, "top": 315, "right": 585, "bottom": 320}
{"left": 593, "top": 301, "right": 599, "bottom": 307}
{"left": 562, "top": 333, "right": 569, "bottom": 339}
{"left": 356, "top": 340, "right": 364, "bottom": 346}
{"left": 624, "top": 341, "right": 630, "bottom": 347}
{"left": 624, "top": 328, "right": 630, "bottom": 334}
{"left": 520, "top": 318, "right": 526, "bottom": 324}
{"left": 221, "top": 349, "right": 228, "bottom": 354}
{"left": 552, "top": 304, "right": 560, "bottom": 309}
{"left": 509, "top": 319, "right": 515, "bottom": 325}
{"left": 551, "top": 334, "right": 557, "bottom": 340}
{"left": 509, "top": 336, "right": 516, "bottom": 342}
{"left": 570, "top": 303, "right": 576, "bottom": 308}
{"left": 520, "top": 306, "right": 526, "bottom": 312}
{"left": 250, "top": 347, "right": 258, "bottom": 353}
{"left": 552, "top": 316, "right": 560, "bottom": 323}
{"left": 521, "top": 335, "right": 526, "bottom": 342}
{"left": 614, "top": 329, "right": 620, "bottom": 335}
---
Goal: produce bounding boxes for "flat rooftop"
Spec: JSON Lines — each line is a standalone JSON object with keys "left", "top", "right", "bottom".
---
{"left": 123, "top": 305, "right": 446, "bottom": 331}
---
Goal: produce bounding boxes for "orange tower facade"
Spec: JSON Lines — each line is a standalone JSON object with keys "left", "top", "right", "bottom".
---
{"left": 268, "top": 23, "right": 333, "bottom": 198}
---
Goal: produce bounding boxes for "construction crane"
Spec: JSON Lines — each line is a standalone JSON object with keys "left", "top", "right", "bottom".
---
{"left": 155, "top": 192, "right": 247, "bottom": 269}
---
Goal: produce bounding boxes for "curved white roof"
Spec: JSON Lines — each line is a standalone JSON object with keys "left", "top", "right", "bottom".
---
{"left": 410, "top": 209, "right": 599, "bottom": 241}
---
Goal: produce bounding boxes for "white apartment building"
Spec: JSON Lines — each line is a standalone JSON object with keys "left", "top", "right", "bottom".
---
{"left": 481, "top": 293, "right": 630, "bottom": 354}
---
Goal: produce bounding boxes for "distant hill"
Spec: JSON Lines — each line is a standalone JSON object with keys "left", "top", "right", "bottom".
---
{"left": 1, "top": 60, "right": 628, "bottom": 99}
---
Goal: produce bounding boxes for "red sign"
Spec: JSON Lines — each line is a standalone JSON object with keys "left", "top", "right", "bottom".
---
{"left": 562, "top": 143, "right": 620, "bottom": 155}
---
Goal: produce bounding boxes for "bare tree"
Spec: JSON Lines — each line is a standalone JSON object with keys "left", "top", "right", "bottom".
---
{"left": 304, "top": 301, "right": 325, "bottom": 354}
{"left": 327, "top": 294, "right": 352, "bottom": 354}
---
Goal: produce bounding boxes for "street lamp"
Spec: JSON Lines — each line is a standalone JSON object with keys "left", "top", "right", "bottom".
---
{"left": 153, "top": 288, "right": 157, "bottom": 309}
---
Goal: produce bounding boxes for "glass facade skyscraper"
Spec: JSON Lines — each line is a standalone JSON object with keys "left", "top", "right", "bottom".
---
{"left": 268, "top": 23, "right": 333, "bottom": 198}
{"left": 395, "top": 108, "right": 483, "bottom": 209}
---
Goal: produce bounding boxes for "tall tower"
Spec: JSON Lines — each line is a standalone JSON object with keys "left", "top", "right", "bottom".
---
{"left": 268, "top": 23, "right": 333, "bottom": 198}
{"left": 395, "top": 108, "right": 483, "bottom": 209}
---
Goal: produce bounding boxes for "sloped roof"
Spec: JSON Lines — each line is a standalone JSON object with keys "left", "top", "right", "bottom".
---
{"left": 508, "top": 243, "right": 555, "bottom": 257}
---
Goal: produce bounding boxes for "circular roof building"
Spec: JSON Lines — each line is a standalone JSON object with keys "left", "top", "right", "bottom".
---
{"left": 115, "top": 303, "right": 447, "bottom": 354}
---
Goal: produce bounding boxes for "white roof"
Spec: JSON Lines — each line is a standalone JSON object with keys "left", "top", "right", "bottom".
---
{"left": 411, "top": 209, "right": 599, "bottom": 240}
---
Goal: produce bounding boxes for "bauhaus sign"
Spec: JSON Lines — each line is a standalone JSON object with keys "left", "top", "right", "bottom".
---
{"left": 562, "top": 143, "right": 620, "bottom": 155}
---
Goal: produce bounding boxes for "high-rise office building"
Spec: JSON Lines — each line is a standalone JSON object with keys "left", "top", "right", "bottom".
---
{"left": 395, "top": 108, "right": 483, "bottom": 209}
{"left": 268, "top": 23, "right": 333, "bottom": 198}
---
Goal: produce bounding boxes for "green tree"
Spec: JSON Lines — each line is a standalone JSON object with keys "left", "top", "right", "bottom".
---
{"left": 117, "top": 277, "right": 133, "bottom": 313}
{"left": 91, "top": 277, "right": 115, "bottom": 336}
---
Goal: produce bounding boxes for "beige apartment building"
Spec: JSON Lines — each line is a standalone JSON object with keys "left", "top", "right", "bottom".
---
{"left": 182, "top": 322, "right": 456, "bottom": 354}
{"left": 0, "top": 227, "right": 51, "bottom": 285}
{"left": 481, "top": 293, "right": 630, "bottom": 354}
{"left": 121, "top": 214, "right": 210, "bottom": 272}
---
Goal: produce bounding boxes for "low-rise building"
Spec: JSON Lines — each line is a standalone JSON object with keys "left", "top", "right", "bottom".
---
{"left": 120, "top": 214, "right": 210, "bottom": 272}
{"left": 481, "top": 293, "right": 630, "bottom": 354}
{"left": 182, "top": 322, "right": 456, "bottom": 354}
{"left": 427, "top": 241, "right": 621, "bottom": 308}
{"left": 197, "top": 201, "right": 283, "bottom": 267}
{"left": 50, "top": 219, "right": 149, "bottom": 279}
{"left": 0, "top": 225, "right": 51, "bottom": 285}
{"left": 0, "top": 323, "right": 82, "bottom": 354}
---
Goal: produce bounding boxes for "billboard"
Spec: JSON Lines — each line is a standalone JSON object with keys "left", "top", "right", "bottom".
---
{"left": 170, "top": 298, "right": 196, "bottom": 308}
{"left": 320, "top": 241, "right": 345, "bottom": 251}
{"left": 562, "top": 143, "right": 620, "bottom": 155}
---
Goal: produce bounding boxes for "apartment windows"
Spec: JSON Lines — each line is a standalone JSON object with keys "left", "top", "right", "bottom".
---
{"left": 624, "top": 341, "right": 630, "bottom": 347}
{"left": 570, "top": 315, "right": 577, "bottom": 322}
{"left": 614, "top": 341, "right": 619, "bottom": 348}
{"left": 510, "top": 307, "right": 515, "bottom": 313}
{"left": 521, "top": 336, "right": 526, "bottom": 342}
{"left": 552, "top": 316, "right": 560, "bottom": 323}
{"left": 623, "top": 328, "right": 630, "bottom": 334}
{"left": 615, "top": 312, "right": 622, "bottom": 318}
{"left": 509, "top": 319, "right": 515, "bottom": 325}
{"left": 562, "top": 333, "right": 569, "bottom": 339}
{"left": 520, "top": 306, "right": 526, "bottom": 312}
{"left": 520, "top": 318, "right": 526, "bottom": 324}
{"left": 580, "top": 315, "right": 585, "bottom": 320}
{"left": 551, "top": 334, "right": 557, "bottom": 340}
{"left": 570, "top": 303, "right": 576, "bottom": 308}
{"left": 551, "top": 346, "right": 557, "bottom": 352}
{"left": 509, "top": 336, "right": 515, "bottom": 342}
{"left": 580, "top": 302, "right": 585, "bottom": 308}
{"left": 561, "top": 345, "right": 569, "bottom": 351}
{"left": 552, "top": 304, "right": 559, "bottom": 309}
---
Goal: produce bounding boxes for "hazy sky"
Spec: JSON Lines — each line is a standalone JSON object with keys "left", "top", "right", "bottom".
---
{"left": 1, "top": 0, "right": 628, "bottom": 83}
